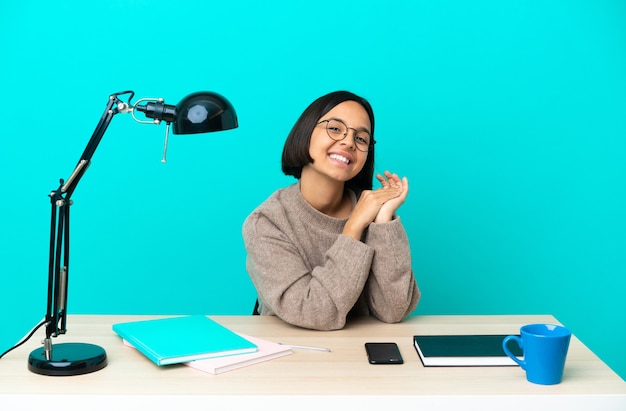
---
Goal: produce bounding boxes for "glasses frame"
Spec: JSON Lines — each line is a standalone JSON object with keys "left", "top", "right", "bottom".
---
{"left": 317, "top": 119, "right": 375, "bottom": 152}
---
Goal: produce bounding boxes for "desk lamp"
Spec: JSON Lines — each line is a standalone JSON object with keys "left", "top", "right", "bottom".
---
{"left": 27, "top": 90, "right": 238, "bottom": 376}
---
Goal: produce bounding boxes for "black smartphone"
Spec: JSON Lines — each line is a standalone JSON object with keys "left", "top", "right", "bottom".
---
{"left": 364, "top": 342, "right": 404, "bottom": 364}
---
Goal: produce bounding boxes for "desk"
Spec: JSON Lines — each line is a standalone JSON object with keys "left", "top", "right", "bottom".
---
{"left": 1, "top": 314, "right": 624, "bottom": 410}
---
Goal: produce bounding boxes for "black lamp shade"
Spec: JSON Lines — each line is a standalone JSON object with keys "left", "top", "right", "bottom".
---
{"left": 173, "top": 91, "right": 238, "bottom": 134}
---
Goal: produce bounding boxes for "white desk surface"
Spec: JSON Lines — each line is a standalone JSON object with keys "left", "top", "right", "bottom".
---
{"left": 1, "top": 314, "right": 624, "bottom": 410}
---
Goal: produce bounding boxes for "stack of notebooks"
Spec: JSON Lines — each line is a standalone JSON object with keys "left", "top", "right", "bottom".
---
{"left": 112, "top": 315, "right": 292, "bottom": 374}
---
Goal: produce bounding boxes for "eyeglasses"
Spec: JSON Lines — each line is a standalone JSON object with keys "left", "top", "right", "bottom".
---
{"left": 317, "top": 119, "right": 375, "bottom": 152}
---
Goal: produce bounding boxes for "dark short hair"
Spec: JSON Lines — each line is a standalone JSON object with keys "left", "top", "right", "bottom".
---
{"left": 281, "top": 90, "right": 375, "bottom": 192}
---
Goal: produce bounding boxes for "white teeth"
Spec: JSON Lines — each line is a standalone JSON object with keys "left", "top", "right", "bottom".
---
{"left": 329, "top": 154, "right": 350, "bottom": 164}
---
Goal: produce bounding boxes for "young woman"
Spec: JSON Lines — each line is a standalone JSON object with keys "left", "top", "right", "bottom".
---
{"left": 243, "top": 91, "right": 420, "bottom": 330}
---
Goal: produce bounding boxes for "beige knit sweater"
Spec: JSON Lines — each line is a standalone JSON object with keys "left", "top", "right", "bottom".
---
{"left": 243, "top": 183, "right": 420, "bottom": 330}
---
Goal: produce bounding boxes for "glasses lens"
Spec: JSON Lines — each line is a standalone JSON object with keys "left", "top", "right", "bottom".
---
{"left": 353, "top": 131, "right": 372, "bottom": 152}
{"left": 325, "top": 119, "right": 347, "bottom": 141}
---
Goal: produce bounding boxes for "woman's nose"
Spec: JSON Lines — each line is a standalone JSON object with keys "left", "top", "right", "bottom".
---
{"left": 340, "top": 131, "right": 357, "bottom": 150}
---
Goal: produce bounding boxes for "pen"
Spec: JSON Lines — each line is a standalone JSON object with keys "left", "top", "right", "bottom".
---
{"left": 279, "top": 343, "right": 332, "bottom": 352}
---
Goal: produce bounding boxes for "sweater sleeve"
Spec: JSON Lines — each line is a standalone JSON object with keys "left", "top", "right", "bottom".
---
{"left": 363, "top": 217, "right": 420, "bottom": 323}
{"left": 243, "top": 212, "right": 374, "bottom": 331}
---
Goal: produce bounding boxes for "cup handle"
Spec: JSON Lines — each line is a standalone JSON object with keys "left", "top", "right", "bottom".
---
{"left": 503, "top": 335, "right": 525, "bottom": 369}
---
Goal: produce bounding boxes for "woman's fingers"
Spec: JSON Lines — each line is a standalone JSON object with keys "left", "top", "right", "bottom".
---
{"left": 377, "top": 171, "right": 405, "bottom": 190}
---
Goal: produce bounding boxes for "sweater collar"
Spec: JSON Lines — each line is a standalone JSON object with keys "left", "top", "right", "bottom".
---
{"left": 284, "top": 183, "right": 356, "bottom": 231}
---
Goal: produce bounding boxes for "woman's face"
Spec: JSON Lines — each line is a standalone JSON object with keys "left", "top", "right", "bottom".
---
{"left": 304, "top": 100, "right": 371, "bottom": 183}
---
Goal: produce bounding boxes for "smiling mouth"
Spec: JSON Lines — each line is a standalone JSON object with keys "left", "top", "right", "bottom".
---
{"left": 329, "top": 153, "right": 350, "bottom": 164}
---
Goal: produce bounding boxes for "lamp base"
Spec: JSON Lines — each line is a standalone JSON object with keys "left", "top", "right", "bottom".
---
{"left": 28, "top": 342, "right": 108, "bottom": 376}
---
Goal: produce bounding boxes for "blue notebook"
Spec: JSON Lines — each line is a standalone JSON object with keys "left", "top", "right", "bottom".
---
{"left": 112, "top": 315, "right": 258, "bottom": 366}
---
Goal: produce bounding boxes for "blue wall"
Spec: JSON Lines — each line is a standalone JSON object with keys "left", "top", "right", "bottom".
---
{"left": 2, "top": 1, "right": 624, "bottom": 380}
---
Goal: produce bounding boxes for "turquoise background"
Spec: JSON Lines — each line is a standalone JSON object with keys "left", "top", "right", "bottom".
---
{"left": 1, "top": 1, "right": 624, "bottom": 380}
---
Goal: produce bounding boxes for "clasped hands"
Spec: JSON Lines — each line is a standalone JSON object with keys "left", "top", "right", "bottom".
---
{"left": 343, "top": 170, "right": 409, "bottom": 240}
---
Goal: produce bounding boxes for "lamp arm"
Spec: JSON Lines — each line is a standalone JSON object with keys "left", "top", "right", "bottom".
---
{"left": 43, "top": 91, "right": 134, "bottom": 350}
{"left": 62, "top": 91, "right": 134, "bottom": 198}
